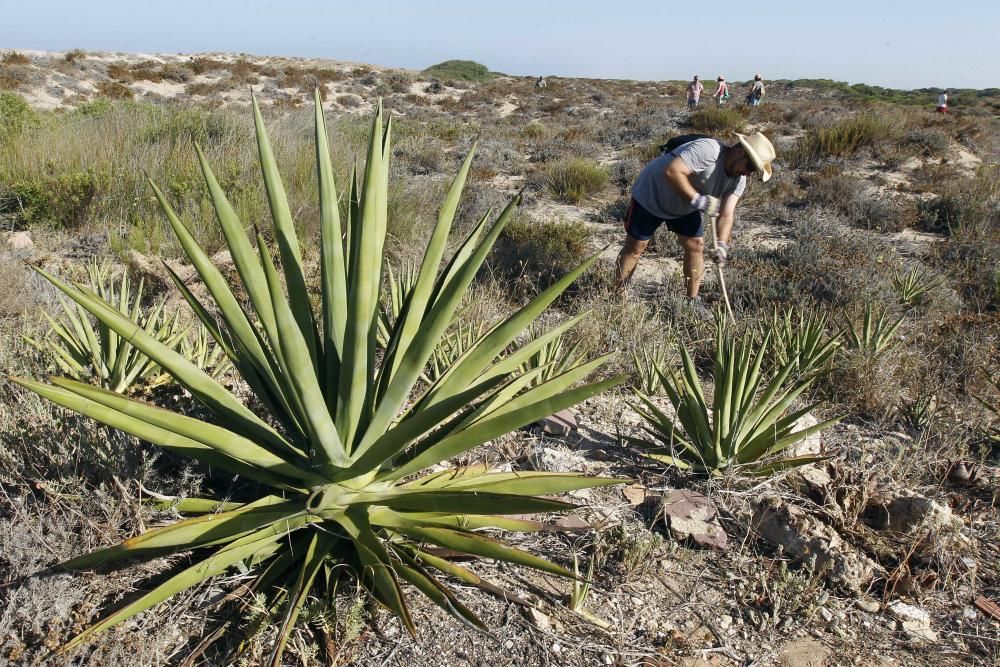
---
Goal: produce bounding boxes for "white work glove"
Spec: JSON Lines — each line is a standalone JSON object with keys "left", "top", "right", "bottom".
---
{"left": 709, "top": 241, "right": 729, "bottom": 267}
{"left": 691, "top": 194, "right": 721, "bottom": 218}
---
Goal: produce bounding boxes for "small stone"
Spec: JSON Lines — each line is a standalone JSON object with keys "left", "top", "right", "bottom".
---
{"left": 5, "top": 231, "right": 33, "bottom": 251}
{"left": 622, "top": 483, "right": 648, "bottom": 506}
{"left": 887, "top": 600, "right": 938, "bottom": 642}
{"left": 527, "top": 608, "right": 551, "bottom": 630}
{"left": 855, "top": 598, "right": 881, "bottom": 614}
{"left": 527, "top": 446, "right": 586, "bottom": 473}
{"left": 550, "top": 642, "right": 562, "bottom": 654}
{"left": 818, "top": 607, "right": 834, "bottom": 623}
{"left": 718, "top": 614, "right": 733, "bottom": 630}
{"left": 537, "top": 409, "right": 578, "bottom": 436}
{"left": 885, "top": 494, "right": 963, "bottom": 534}
{"left": 752, "top": 496, "right": 878, "bottom": 591}
{"left": 504, "top": 640, "right": 514, "bottom": 650}
{"left": 660, "top": 489, "right": 728, "bottom": 551}
{"left": 785, "top": 412, "right": 823, "bottom": 457}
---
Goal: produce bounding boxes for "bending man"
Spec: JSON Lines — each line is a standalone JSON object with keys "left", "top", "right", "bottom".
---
{"left": 615, "top": 132, "right": 775, "bottom": 300}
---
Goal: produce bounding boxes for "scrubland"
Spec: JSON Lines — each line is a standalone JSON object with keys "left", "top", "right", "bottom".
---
{"left": 0, "top": 50, "right": 998, "bottom": 666}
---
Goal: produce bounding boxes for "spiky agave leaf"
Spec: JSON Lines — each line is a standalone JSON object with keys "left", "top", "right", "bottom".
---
{"left": 628, "top": 317, "right": 841, "bottom": 476}
{"left": 17, "top": 91, "right": 625, "bottom": 663}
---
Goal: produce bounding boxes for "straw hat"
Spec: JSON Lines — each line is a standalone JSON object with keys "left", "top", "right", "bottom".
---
{"left": 735, "top": 132, "right": 775, "bottom": 182}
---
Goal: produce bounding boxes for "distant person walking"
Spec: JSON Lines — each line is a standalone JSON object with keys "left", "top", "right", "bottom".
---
{"left": 615, "top": 133, "right": 776, "bottom": 301}
{"left": 536, "top": 76, "right": 547, "bottom": 89}
{"left": 747, "top": 74, "right": 765, "bottom": 106}
{"left": 713, "top": 76, "right": 729, "bottom": 106}
{"left": 687, "top": 76, "right": 704, "bottom": 109}
{"left": 936, "top": 90, "right": 948, "bottom": 113}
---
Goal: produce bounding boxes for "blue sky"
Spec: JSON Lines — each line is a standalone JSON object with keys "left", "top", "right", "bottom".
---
{"left": 2, "top": 0, "right": 997, "bottom": 89}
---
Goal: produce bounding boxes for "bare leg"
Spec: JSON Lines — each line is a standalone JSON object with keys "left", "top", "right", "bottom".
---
{"left": 677, "top": 234, "right": 705, "bottom": 298}
{"left": 615, "top": 236, "right": 649, "bottom": 294}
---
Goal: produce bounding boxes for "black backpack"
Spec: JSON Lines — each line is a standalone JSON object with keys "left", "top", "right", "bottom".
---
{"left": 658, "top": 133, "right": 711, "bottom": 155}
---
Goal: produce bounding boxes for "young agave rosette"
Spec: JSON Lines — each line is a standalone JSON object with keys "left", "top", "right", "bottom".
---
{"left": 627, "top": 317, "right": 840, "bottom": 476}
{"left": 24, "top": 258, "right": 186, "bottom": 393}
{"left": 16, "top": 92, "right": 624, "bottom": 663}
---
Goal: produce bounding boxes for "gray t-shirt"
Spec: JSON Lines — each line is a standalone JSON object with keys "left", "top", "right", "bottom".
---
{"left": 630, "top": 139, "right": 746, "bottom": 219}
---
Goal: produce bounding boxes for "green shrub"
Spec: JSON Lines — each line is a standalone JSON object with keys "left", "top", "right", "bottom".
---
{"left": 903, "top": 127, "right": 949, "bottom": 156}
{"left": 74, "top": 98, "right": 113, "bottom": 118}
{"left": 627, "top": 317, "right": 841, "bottom": 476}
{"left": 791, "top": 114, "right": 894, "bottom": 165}
{"left": 96, "top": 80, "right": 133, "bottom": 100}
{"left": 0, "top": 92, "right": 37, "bottom": 135}
{"left": 3, "top": 170, "right": 102, "bottom": 228}
{"left": 545, "top": 158, "right": 608, "bottom": 204}
{"left": 491, "top": 216, "right": 591, "bottom": 293}
{"left": 421, "top": 60, "right": 493, "bottom": 82}
{"left": 689, "top": 107, "right": 746, "bottom": 134}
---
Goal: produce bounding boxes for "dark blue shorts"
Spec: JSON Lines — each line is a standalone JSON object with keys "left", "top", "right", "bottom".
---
{"left": 623, "top": 198, "right": 703, "bottom": 241}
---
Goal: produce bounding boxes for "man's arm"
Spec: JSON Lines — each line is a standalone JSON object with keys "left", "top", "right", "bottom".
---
{"left": 715, "top": 193, "right": 739, "bottom": 244}
{"left": 664, "top": 156, "right": 698, "bottom": 202}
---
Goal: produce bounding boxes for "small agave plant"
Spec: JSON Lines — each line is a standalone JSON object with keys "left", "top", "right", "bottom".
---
{"left": 627, "top": 317, "right": 841, "bottom": 476}
{"left": 24, "top": 258, "right": 187, "bottom": 393}
{"left": 16, "top": 92, "right": 624, "bottom": 663}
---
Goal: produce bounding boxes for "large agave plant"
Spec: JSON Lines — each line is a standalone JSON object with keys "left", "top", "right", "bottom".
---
{"left": 16, "top": 93, "right": 624, "bottom": 662}
{"left": 24, "top": 259, "right": 186, "bottom": 393}
{"left": 627, "top": 318, "right": 841, "bottom": 476}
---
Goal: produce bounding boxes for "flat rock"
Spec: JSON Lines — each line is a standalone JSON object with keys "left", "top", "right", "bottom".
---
{"left": 753, "top": 496, "right": 879, "bottom": 591}
{"left": 622, "top": 483, "right": 650, "bottom": 506}
{"left": 885, "top": 494, "right": 962, "bottom": 534}
{"left": 887, "top": 600, "right": 938, "bottom": 642}
{"left": 660, "top": 489, "right": 727, "bottom": 551}
{"left": 536, "top": 408, "right": 578, "bottom": 436}
{"left": 785, "top": 412, "right": 823, "bottom": 458}
{"left": 526, "top": 445, "right": 586, "bottom": 473}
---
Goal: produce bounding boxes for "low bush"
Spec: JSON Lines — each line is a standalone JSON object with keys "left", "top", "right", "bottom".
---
{"left": 1, "top": 51, "right": 30, "bottom": 65}
{"left": 2, "top": 170, "right": 103, "bottom": 229}
{"left": 790, "top": 114, "right": 895, "bottom": 166}
{"left": 545, "top": 158, "right": 609, "bottom": 204}
{"left": 689, "top": 107, "right": 746, "bottom": 134}
{"left": 96, "top": 80, "right": 133, "bottom": 100}
{"left": 801, "top": 167, "right": 906, "bottom": 231}
{"left": 490, "top": 215, "right": 591, "bottom": 294}
{"left": 730, "top": 215, "right": 893, "bottom": 310}
{"left": 903, "top": 127, "right": 950, "bottom": 156}
{"left": 63, "top": 49, "right": 87, "bottom": 64}
{"left": 0, "top": 92, "right": 37, "bottom": 136}
{"left": 422, "top": 59, "right": 493, "bottom": 82}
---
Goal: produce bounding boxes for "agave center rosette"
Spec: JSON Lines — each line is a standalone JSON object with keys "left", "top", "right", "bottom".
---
{"left": 16, "top": 91, "right": 625, "bottom": 664}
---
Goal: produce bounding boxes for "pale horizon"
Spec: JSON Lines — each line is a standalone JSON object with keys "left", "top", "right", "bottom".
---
{"left": 2, "top": 0, "right": 998, "bottom": 90}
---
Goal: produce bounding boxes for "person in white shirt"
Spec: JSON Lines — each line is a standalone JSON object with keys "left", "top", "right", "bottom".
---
{"left": 936, "top": 90, "right": 948, "bottom": 114}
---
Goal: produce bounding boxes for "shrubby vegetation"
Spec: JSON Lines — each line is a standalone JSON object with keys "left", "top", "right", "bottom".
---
{"left": 421, "top": 59, "right": 494, "bottom": 82}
